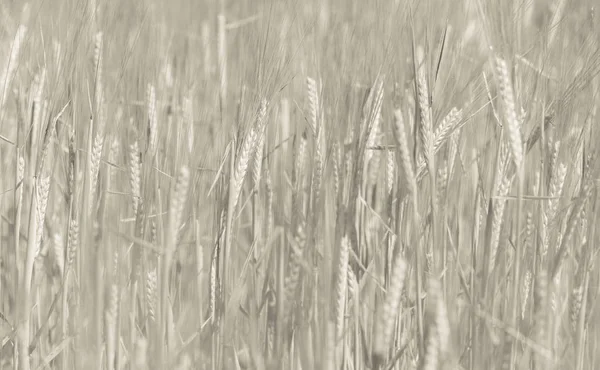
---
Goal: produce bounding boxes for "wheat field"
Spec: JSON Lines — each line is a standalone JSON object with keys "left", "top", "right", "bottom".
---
{"left": 0, "top": 0, "right": 599, "bottom": 369}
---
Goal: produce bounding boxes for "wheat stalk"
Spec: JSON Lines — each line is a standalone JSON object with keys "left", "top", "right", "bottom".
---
{"left": 202, "top": 21, "right": 212, "bottom": 79}
{"left": 105, "top": 283, "right": 119, "bottom": 370}
{"left": 533, "top": 268, "right": 549, "bottom": 365}
{"left": 94, "top": 31, "right": 104, "bottom": 130}
{"left": 218, "top": 15, "right": 227, "bottom": 107}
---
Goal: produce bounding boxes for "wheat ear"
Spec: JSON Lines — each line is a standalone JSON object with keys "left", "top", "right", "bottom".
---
{"left": 373, "top": 250, "right": 408, "bottom": 361}
{"left": 160, "top": 166, "right": 190, "bottom": 366}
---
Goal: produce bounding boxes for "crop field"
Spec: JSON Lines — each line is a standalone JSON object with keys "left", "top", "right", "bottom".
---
{"left": 0, "top": 0, "right": 599, "bottom": 369}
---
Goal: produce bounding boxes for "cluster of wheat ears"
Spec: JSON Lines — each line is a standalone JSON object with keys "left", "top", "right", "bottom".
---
{"left": 0, "top": 0, "right": 599, "bottom": 369}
